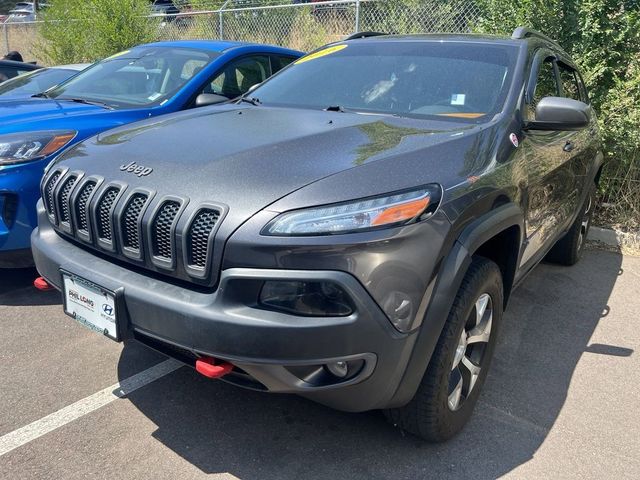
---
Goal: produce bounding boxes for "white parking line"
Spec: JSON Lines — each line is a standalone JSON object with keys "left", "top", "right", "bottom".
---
{"left": 0, "top": 358, "right": 183, "bottom": 457}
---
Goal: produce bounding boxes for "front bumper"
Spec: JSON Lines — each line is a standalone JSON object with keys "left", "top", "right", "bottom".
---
{"left": 32, "top": 219, "right": 427, "bottom": 412}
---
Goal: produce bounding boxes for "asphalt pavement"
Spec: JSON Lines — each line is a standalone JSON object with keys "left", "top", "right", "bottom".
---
{"left": 0, "top": 248, "right": 638, "bottom": 479}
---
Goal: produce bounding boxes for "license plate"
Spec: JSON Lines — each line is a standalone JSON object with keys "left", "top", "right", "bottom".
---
{"left": 62, "top": 272, "right": 119, "bottom": 341}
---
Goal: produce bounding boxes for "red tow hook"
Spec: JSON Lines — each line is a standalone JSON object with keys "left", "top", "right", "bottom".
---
{"left": 195, "top": 356, "right": 233, "bottom": 379}
{"left": 34, "top": 276, "right": 54, "bottom": 291}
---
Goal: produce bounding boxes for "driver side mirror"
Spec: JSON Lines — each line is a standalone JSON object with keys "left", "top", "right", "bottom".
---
{"left": 526, "top": 96, "right": 591, "bottom": 131}
{"left": 195, "top": 93, "right": 229, "bottom": 108}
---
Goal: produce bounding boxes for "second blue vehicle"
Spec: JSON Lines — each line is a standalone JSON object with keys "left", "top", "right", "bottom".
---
{"left": 0, "top": 40, "right": 302, "bottom": 267}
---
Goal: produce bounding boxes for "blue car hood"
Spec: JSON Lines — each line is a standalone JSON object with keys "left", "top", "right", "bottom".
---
{"left": 0, "top": 98, "right": 148, "bottom": 134}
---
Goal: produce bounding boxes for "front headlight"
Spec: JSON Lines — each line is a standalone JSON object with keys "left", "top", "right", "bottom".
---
{"left": 0, "top": 131, "right": 77, "bottom": 166}
{"left": 265, "top": 185, "right": 442, "bottom": 236}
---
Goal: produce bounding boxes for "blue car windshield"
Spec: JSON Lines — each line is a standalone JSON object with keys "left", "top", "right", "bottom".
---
{"left": 48, "top": 47, "right": 219, "bottom": 109}
{"left": 252, "top": 41, "right": 519, "bottom": 122}
{"left": 0, "top": 68, "right": 79, "bottom": 97}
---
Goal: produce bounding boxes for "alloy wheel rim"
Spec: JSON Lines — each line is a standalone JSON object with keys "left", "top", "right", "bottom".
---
{"left": 448, "top": 293, "right": 493, "bottom": 411}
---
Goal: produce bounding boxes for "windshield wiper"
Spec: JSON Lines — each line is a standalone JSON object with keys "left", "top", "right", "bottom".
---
{"left": 238, "top": 96, "right": 261, "bottom": 106}
{"left": 31, "top": 91, "right": 51, "bottom": 99}
{"left": 58, "top": 97, "right": 114, "bottom": 110}
{"left": 325, "top": 105, "right": 401, "bottom": 118}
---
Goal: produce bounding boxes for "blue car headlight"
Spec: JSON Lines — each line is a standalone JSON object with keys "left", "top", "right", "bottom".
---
{"left": 0, "top": 131, "right": 77, "bottom": 166}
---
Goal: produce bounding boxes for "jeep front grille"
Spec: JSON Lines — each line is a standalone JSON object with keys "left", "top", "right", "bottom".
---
{"left": 41, "top": 169, "right": 224, "bottom": 285}
{"left": 96, "top": 187, "right": 120, "bottom": 241}
{"left": 152, "top": 201, "right": 181, "bottom": 261}
{"left": 187, "top": 209, "right": 220, "bottom": 268}
{"left": 122, "top": 193, "right": 148, "bottom": 252}
{"left": 57, "top": 175, "right": 77, "bottom": 224}
{"left": 75, "top": 181, "right": 96, "bottom": 233}
{"left": 44, "top": 171, "right": 61, "bottom": 219}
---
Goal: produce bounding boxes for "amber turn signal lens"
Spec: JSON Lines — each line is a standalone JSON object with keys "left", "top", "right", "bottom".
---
{"left": 41, "top": 133, "right": 76, "bottom": 157}
{"left": 371, "top": 197, "right": 430, "bottom": 226}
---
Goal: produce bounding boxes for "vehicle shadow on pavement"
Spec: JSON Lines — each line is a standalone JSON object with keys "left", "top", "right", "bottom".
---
{"left": 0, "top": 267, "right": 61, "bottom": 306}
{"left": 118, "top": 249, "right": 625, "bottom": 479}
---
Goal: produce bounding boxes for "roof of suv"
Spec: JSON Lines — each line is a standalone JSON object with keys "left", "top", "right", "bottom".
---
{"left": 342, "top": 28, "right": 566, "bottom": 53}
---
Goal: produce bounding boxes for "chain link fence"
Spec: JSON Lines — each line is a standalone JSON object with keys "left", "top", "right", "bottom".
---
{"left": 2, "top": 0, "right": 482, "bottom": 64}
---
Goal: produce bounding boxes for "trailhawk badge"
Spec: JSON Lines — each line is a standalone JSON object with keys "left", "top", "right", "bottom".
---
{"left": 120, "top": 161, "right": 153, "bottom": 177}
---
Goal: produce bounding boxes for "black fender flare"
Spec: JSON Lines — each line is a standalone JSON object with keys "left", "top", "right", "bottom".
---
{"left": 386, "top": 203, "right": 524, "bottom": 408}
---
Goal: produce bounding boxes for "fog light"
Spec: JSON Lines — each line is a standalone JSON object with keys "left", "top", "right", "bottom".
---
{"left": 325, "top": 361, "right": 348, "bottom": 378}
{"left": 259, "top": 280, "right": 353, "bottom": 317}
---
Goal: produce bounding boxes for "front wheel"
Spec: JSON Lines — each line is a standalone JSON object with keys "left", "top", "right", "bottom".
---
{"left": 384, "top": 257, "right": 503, "bottom": 441}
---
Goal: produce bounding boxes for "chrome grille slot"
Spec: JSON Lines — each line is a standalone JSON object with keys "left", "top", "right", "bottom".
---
{"left": 187, "top": 209, "right": 220, "bottom": 268}
{"left": 75, "top": 181, "right": 96, "bottom": 234}
{"left": 57, "top": 175, "right": 77, "bottom": 224}
{"left": 121, "top": 193, "right": 148, "bottom": 252}
{"left": 151, "top": 201, "right": 181, "bottom": 261}
{"left": 96, "top": 187, "right": 120, "bottom": 241}
{"left": 44, "top": 171, "right": 61, "bottom": 218}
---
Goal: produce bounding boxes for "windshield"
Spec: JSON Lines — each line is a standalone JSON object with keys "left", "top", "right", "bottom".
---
{"left": 48, "top": 47, "right": 219, "bottom": 109}
{"left": 252, "top": 41, "right": 519, "bottom": 122}
{"left": 0, "top": 68, "right": 79, "bottom": 97}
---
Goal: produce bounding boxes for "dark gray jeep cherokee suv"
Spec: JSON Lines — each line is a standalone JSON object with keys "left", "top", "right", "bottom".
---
{"left": 32, "top": 28, "right": 603, "bottom": 441}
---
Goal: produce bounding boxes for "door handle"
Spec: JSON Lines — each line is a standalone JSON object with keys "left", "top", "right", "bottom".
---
{"left": 563, "top": 141, "right": 575, "bottom": 152}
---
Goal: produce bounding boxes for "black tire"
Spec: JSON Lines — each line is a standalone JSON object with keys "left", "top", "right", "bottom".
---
{"left": 384, "top": 257, "right": 503, "bottom": 442}
{"left": 546, "top": 185, "right": 596, "bottom": 266}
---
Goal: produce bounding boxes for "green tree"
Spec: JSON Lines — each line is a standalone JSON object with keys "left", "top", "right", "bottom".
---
{"left": 37, "top": 0, "right": 157, "bottom": 64}
{"left": 476, "top": 0, "right": 640, "bottom": 228}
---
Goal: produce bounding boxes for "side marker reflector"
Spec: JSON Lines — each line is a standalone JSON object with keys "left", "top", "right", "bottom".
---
{"left": 195, "top": 357, "right": 233, "bottom": 379}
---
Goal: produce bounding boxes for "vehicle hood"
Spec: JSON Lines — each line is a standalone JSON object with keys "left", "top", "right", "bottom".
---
{"left": 53, "top": 105, "right": 498, "bottom": 232}
{"left": 0, "top": 98, "right": 131, "bottom": 133}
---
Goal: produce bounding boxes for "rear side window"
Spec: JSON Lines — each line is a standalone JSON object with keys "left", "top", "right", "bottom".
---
{"left": 558, "top": 63, "right": 580, "bottom": 101}
{"left": 271, "top": 55, "right": 296, "bottom": 73}
{"left": 576, "top": 73, "right": 590, "bottom": 104}
{"left": 204, "top": 55, "right": 271, "bottom": 98}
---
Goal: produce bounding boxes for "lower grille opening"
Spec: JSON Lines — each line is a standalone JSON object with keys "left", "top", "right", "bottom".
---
{"left": 1, "top": 193, "right": 18, "bottom": 229}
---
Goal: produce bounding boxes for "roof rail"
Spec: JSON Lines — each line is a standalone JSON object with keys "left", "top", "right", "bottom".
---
{"left": 344, "top": 31, "right": 387, "bottom": 41}
{"left": 511, "top": 27, "right": 557, "bottom": 45}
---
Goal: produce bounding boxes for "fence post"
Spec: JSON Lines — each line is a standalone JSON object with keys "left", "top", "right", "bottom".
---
{"left": 219, "top": 0, "right": 233, "bottom": 40}
{"left": 354, "top": 0, "right": 361, "bottom": 33}
{"left": 2, "top": 22, "right": 8, "bottom": 54}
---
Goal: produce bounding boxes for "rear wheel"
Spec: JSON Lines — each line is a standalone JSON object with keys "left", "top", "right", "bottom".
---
{"left": 384, "top": 257, "right": 503, "bottom": 441}
{"left": 547, "top": 185, "right": 596, "bottom": 266}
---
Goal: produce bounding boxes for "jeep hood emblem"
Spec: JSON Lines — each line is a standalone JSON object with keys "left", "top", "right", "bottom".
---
{"left": 120, "top": 161, "right": 153, "bottom": 177}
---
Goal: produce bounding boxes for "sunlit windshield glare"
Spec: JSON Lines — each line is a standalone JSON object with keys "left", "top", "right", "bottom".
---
{"left": 252, "top": 41, "right": 518, "bottom": 121}
{"left": 0, "top": 68, "right": 77, "bottom": 97}
{"left": 48, "top": 47, "right": 218, "bottom": 108}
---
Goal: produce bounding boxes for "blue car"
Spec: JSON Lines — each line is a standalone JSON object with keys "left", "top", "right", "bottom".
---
{"left": 0, "top": 40, "right": 302, "bottom": 267}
